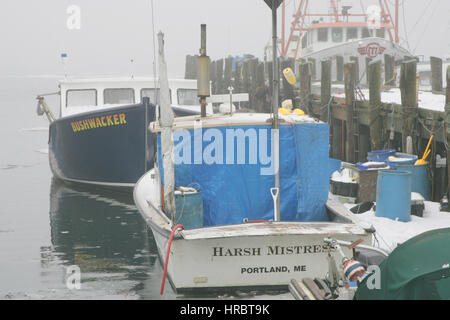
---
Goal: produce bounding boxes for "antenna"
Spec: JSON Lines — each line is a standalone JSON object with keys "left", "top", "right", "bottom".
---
{"left": 61, "top": 53, "right": 68, "bottom": 79}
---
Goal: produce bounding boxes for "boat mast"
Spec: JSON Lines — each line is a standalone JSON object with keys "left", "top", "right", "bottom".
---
{"left": 157, "top": 31, "right": 177, "bottom": 221}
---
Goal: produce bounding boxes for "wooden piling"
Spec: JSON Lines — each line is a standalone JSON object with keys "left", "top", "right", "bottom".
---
{"left": 384, "top": 54, "right": 395, "bottom": 86}
{"left": 400, "top": 59, "right": 418, "bottom": 154}
{"left": 299, "top": 61, "right": 312, "bottom": 113}
{"left": 215, "top": 59, "right": 224, "bottom": 94}
{"left": 308, "top": 58, "right": 317, "bottom": 80}
{"left": 368, "top": 60, "right": 383, "bottom": 151}
{"left": 344, "top": 62, "right": 356, "bottom": 163}
{"left": 336, "top": 56, "right": 344, "bottom": 82}
{"left": 350, "top": 57, "right": 360, "bottom": 84}
{"left": 430, "top": 56, "right": 443, "bottom": 93}
{"left": 365, "top": 57, "right": 372, "bottom": 85}
{"left": 321, "top": 59, "right": 332, "bottom": 122}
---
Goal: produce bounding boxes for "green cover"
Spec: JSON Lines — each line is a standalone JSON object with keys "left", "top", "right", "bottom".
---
{"left": 355, "top": 228, "right": 450, "bottom": 300}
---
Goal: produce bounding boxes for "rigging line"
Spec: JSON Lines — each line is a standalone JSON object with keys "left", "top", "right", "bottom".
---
{"left": 413, "top": 0, "right": 441, "bottom": 54}
{"left": 401, "top": 1, "right": 410, "bottom": 52}
{"left": 407, "top": 0, "right": 434, "bottom": 36}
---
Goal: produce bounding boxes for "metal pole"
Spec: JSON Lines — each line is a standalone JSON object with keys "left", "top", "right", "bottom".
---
{"left": 272, "top": 2, "right": 280, "bottom": 222}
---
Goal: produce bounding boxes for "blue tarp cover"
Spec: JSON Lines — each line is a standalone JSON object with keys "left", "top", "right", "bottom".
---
{"left": 158, "top": 123, "right": 337, "bottom": 226}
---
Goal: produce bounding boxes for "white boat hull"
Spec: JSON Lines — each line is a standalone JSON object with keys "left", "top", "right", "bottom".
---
{"left": 152, "top": 226, "right": 368, "bottom": 293}
{"left": 134, "top": 169, "right": 371, "bottom": 294}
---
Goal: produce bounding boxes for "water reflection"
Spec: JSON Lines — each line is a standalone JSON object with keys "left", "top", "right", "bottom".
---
{"left": 44, "top": 178, "right": 160, "bottom": 299}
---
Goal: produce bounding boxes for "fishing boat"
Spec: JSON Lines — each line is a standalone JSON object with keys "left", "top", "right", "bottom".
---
{"left": 278, "top": 0, "right": 413, "bottom": 84}
{"left": 134, "top": 5, "right": 373, "bottom": 294}
{"left": 37, "top": 77, "right": 212, "bottom": 188}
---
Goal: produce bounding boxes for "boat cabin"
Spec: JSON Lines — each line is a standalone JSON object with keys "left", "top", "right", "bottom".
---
{"left": 298, "top": 22, "right": 389, "bottom": 56}
{"left": 58, "top": 77, "right": 212, "bottom": 118}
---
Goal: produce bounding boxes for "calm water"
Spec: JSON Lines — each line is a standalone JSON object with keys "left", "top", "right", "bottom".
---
{"left": 0, "top": 76, "right": 289, "bottom": 300}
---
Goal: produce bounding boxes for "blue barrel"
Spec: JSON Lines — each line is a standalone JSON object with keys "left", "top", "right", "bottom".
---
{"left": 376, "top": 170, "right": 412, "bottom": 222}
{"left": 367, "top": 149, "right": 396, "bottom": 162}
{"left": 395, "top": 163, "right": 431, "bottom": 200}
{"left": 170, "top": 189, "right": 203, "bottom": 229}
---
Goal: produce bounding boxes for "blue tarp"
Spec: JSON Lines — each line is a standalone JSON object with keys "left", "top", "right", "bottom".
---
{"left": 158, "top": 123, "right": 337, "bottom": 226}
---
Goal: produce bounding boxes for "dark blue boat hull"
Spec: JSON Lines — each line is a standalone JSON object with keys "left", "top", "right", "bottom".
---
{"left": 49, "top": 103, "right": 157, "bottom": 188}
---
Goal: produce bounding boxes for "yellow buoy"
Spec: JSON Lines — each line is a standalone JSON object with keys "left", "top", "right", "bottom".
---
{"left": 293, "top": 108, "right": 305, "bottom": 115}
{"left": 283, "top": 68, "right": 296, "bottom": 85}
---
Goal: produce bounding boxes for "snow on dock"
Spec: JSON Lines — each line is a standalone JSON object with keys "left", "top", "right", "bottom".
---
{"left": 349, "top": 201, "right": 450, "bottom": 252}
{"left": 313, "top": 82, "right": 446, "bottom": 112}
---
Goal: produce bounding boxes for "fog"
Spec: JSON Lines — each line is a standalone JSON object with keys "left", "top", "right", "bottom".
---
{"left": 0, "top": 0, "right": 448, "bottom": 78}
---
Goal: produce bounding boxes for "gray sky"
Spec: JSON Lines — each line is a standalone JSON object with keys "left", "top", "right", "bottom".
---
{"left": 0, "top": 0, "right": 448, "bottom": 78}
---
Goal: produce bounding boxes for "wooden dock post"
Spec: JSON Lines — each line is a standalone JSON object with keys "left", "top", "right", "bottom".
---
{"left": 365, "top": 57, "right": 372, "bottom": 85}
{"left": 350, "top": 57, "right": 360, "bottom": 84}
{"left": 384, "top": 54, "right": 395, "bottom": 86}
{"left": 430, "top": 56, "right": 443, "bottom": 93}
{"left": 344, "top": 62, "right": 356, "bottom": 163}
{"left": 299, "top": 61, "right": 312, "bottom": 114}
{"left": 321, "top": 59, "right": 332, "bottom": 122}
{"left": 368, "top": 60, "right": 383, "bottom": 151}
{"left": 308, "top": 58, "right": 317, "bottom": 80}
{"left": 336, "top": 56, "right": 344, "bottom": 82}
{"left": 215, "top": 59, "right": 224, "bottom": 94}
{"left": 400, "top": 59, "right": 418, "bottom": 154}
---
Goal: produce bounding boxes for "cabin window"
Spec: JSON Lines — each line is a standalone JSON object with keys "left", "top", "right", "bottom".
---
{"left": 346, "top": 28, "right": 358, "bottom": 40}
{"left": 141, "top": 88, "right": 172, "bottom": 105}
{"left": 66, "top": 89, "right": 97, "bottom": 107}
{"left": 177, "top": 89, "right": 198, "bottom": 106}
{"left": 376, "top": 28, "right": 385, "bottom": 38}
{"left": 362, "top": 27, "right": 371, "bottom": 38}
{"left": 317, "top": 28, "right": 328, "bottom": 42}
{"left": 331, "top": 28, "right": 343, "bottom": 42}
{"left": 103, "top": 88, "right": 135, "bottom": 104}
{"left": 301, "top": 33, "right": 308, "bottom": 49}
